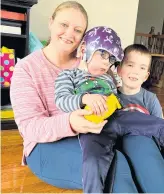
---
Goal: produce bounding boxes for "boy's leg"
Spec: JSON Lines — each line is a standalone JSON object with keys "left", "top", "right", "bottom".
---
{"left": 122, "top": 135, "right": 164, "bottom": 193}
{"left": 79, "top": 131, "right": 117, "bottom": 193}
{"left": 106, "top": 111, "right": 164, "bottom": 146}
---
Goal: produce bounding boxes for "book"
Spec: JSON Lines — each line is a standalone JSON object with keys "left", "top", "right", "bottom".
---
{"left": 1, "top": 20, "right": 22, "bottom": 27}
{"left": 0, "top": 24, "right": 21, "bottom": 35}
{"left": 0, "top": 10, "right": 26, "bottom": 21}
{"left": 1, "top": 110, "right": 14, "bottom": 119}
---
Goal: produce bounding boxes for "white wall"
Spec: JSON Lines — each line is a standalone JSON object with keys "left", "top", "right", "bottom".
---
{"left": 135, "top": 0, "right": 164, "bottom": 34}
{"left": 30, "top": 0, "right": 139, "bottom": 48}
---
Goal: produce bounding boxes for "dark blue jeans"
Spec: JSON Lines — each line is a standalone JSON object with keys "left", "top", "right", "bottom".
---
{"left": 79, "top": 111, "right": 164, "bottom": 193}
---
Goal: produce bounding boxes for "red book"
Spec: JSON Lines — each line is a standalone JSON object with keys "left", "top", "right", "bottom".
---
{"left": 0, "top": 10, "right": 26, "bottom": 21}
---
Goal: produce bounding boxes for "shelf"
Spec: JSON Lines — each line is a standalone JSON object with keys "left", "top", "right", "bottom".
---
{"left": 1, "top": 0, "right": 36, "bottom": 130}
{"left": 1, "top": 118, "right": 14, "bottom": 122}
{"left": 1, "top": 0, "right": 37, "bottom": 8}
{"left": 1, "top": 119, "right": 18, "bottom": 130}
{"left": 1, "top": 32, "right": 26, "bottom": 38}
{"left": 151, "top": 54, "right": 164, "bottom": 58}
{"left": 1, "top": 87, "right": 10, "bottom": 90}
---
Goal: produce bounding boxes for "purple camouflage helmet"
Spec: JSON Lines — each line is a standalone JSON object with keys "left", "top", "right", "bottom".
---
{"left": 82, "top": 26, "right": 124, "bottom": 63}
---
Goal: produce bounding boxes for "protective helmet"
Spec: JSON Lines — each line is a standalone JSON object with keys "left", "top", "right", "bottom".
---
{"left": 82, "top": 26, "right": 124, "bottom": 63}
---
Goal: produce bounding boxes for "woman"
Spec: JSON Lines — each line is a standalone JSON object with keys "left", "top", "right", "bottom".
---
{"left": 10, "top": 1, "right": 164, "bottom": 192}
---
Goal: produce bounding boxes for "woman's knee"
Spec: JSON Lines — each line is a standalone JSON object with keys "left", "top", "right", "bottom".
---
{"left": 122, "top": 135, "right": 164, "bottom": 193}
{"left": 122, "top": 135, "right": 163, "bottom": 159}
{"left": 26, "top": 138, "right": 83, "bottom": 189}
{"left": 112, "top": 150, "right": 138, "bottom": 193}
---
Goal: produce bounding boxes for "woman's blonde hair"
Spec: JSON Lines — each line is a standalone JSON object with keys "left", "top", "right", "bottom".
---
{"left": 46, "top": 1, "right": 88, "bottom": 45}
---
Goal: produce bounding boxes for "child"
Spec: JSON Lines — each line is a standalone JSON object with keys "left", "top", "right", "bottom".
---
{"left": 118, "top": 44, "right": 163, "bottom": 119}
{"left": 55, "top": 27, "right": 164, "bottom": 193}
{"left": 55, "top": 26, "right": 124, "bottom": 118}
{"left": 115, "top": 44, "right": 164, "bottom": 193}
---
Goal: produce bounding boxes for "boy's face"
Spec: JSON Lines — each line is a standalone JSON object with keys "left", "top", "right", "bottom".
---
{"left": 119, "top": 51, "right": 150, "bottom": 90}
{"left": 87, "top": 50, "right": 112, "bottom": 76}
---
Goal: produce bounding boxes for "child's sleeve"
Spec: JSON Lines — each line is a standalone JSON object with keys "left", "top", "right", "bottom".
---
{"left": 150, "top": 94, "right": 163, "bottom": 118}
{"left": 55, "top": 70, "right": 84, "bottom": 112}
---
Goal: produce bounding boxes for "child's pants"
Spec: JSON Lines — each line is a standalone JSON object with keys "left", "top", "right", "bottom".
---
{"left": 79, "top": 111, "right": 164, "bottom": 193}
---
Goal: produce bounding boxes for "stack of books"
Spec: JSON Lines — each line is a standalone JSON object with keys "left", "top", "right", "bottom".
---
{"left": 0, "top": 9, "right": 26, "bottom": 35}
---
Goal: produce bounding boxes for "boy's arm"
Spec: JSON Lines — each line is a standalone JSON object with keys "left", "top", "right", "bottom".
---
{"left": 55, "top": 70, "right": 83, "bottom": 112}
{"left": 150, "top": 94, "right": 163, "bottom": 118}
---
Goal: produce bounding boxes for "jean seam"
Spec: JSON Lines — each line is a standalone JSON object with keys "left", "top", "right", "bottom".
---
{"left": 39, "top": 144, "right": 42, "bottom": 176}
{"left": 40, "top": 175, "right": 82, "bottom": 186}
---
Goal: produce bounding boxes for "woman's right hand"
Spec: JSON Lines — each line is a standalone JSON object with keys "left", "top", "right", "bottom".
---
{"left": 69, "top": 109, "right": 108, "bottom": 134}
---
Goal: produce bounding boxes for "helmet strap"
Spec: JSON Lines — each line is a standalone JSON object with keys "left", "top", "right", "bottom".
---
{"left": 82, "top": 51, "right": 87, "bottom": 62}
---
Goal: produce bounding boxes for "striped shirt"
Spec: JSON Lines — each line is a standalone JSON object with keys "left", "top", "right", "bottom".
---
{"left": 55, "top": 68, "right": 117, "bottom": 112}
{"left": 10, "top": 49, "right": 79, "bottom": 165}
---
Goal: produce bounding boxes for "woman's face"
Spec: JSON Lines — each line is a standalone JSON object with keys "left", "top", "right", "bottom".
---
{"left": 49, "top": 8, "right": 87, "bottom": 54}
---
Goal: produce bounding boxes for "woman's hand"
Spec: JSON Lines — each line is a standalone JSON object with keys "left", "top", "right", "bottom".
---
{"left": 69, "top": 109, "right": 107, "bottom": 134}
{"left": 82, "top": 94, "right": 108, "bottom": 115}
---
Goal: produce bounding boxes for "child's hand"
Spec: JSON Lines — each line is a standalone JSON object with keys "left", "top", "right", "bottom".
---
{"left": 82, "top": 94, "right": 108, "bottom": 115}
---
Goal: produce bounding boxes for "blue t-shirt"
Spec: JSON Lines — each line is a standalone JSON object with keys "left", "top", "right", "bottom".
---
{"left": 118, "top": 87, "right": 163, "bottom": 118}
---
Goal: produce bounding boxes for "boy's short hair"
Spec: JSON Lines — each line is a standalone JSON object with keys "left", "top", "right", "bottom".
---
{"left": 122, "top": 44, "right": 152, "bottom": 71}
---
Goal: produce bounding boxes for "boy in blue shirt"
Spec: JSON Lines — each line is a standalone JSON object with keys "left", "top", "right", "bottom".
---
{"left": 118, "top": 44, "right": 163, "bottom": 119}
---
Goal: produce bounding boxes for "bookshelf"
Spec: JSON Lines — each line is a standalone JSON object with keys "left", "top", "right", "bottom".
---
{"left": 1, "top": 0, "right": 38, "bottom": 130}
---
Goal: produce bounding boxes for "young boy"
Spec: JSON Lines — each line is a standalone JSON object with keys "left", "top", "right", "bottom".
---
{"left": 55, "top": 27, "right": 164, "bottom": 193}
{"left": 118, "top": 44, "right": 163, "bottom": 118}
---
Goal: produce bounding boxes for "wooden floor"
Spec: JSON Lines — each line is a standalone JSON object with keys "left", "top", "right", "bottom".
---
{"left": 1, "top": 130, "right": 82, "bottom": 193}
{"left": 1, "top": 87, "right": 164, "bottom": 193}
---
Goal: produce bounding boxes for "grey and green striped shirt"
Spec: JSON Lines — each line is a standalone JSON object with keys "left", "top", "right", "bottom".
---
{"left": 55, "top": 68, "right": 117, "bottom": 113}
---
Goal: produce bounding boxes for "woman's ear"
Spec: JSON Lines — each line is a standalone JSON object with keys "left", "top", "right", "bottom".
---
{"left": 77, "top": 41, "right": 86, "bottom": 60}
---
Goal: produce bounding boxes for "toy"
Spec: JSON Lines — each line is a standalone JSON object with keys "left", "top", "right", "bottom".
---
{"left": 84, "top": 93, "right": 122, "bottom": 123}
{"left": 75, "top": 77, "right": 122, "bottom": 124}
{"left": 0, "top": 46, "right": 15, "bottom": 87}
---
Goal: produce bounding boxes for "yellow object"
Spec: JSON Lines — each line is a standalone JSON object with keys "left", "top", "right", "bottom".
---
{"left": 84, "top": 93, "right": 122, "bottom": 124}
{"left": 1, "top": 110, "right": 14, "bottom": 119}
{"left": 0, "top": 46, "right": 14, "bottom": 54}
{"left": 3, "top": 82, "right": 10, "bottom": 87}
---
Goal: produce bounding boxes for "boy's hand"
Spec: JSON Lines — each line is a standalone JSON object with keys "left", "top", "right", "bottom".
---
{"left": 82, "top": 94, "right": 108, "bottom": 115}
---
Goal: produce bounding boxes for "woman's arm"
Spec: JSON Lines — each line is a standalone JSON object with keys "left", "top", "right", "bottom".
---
{"left": 11, "top": 63, "right": 106, "bottom": 143}
{"left": 10, "top": 64, "right": 76, "bottom": 143}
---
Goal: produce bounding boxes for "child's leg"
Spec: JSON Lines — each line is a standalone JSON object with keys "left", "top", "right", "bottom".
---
{"left": 79, "top": 132, "right": 117, "bottom": 193}
{"left": 106, "top": 111, "right": 164, "bottom": 146}
{"left": 122, "top": 135, "right": 164, "bottom": 193}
